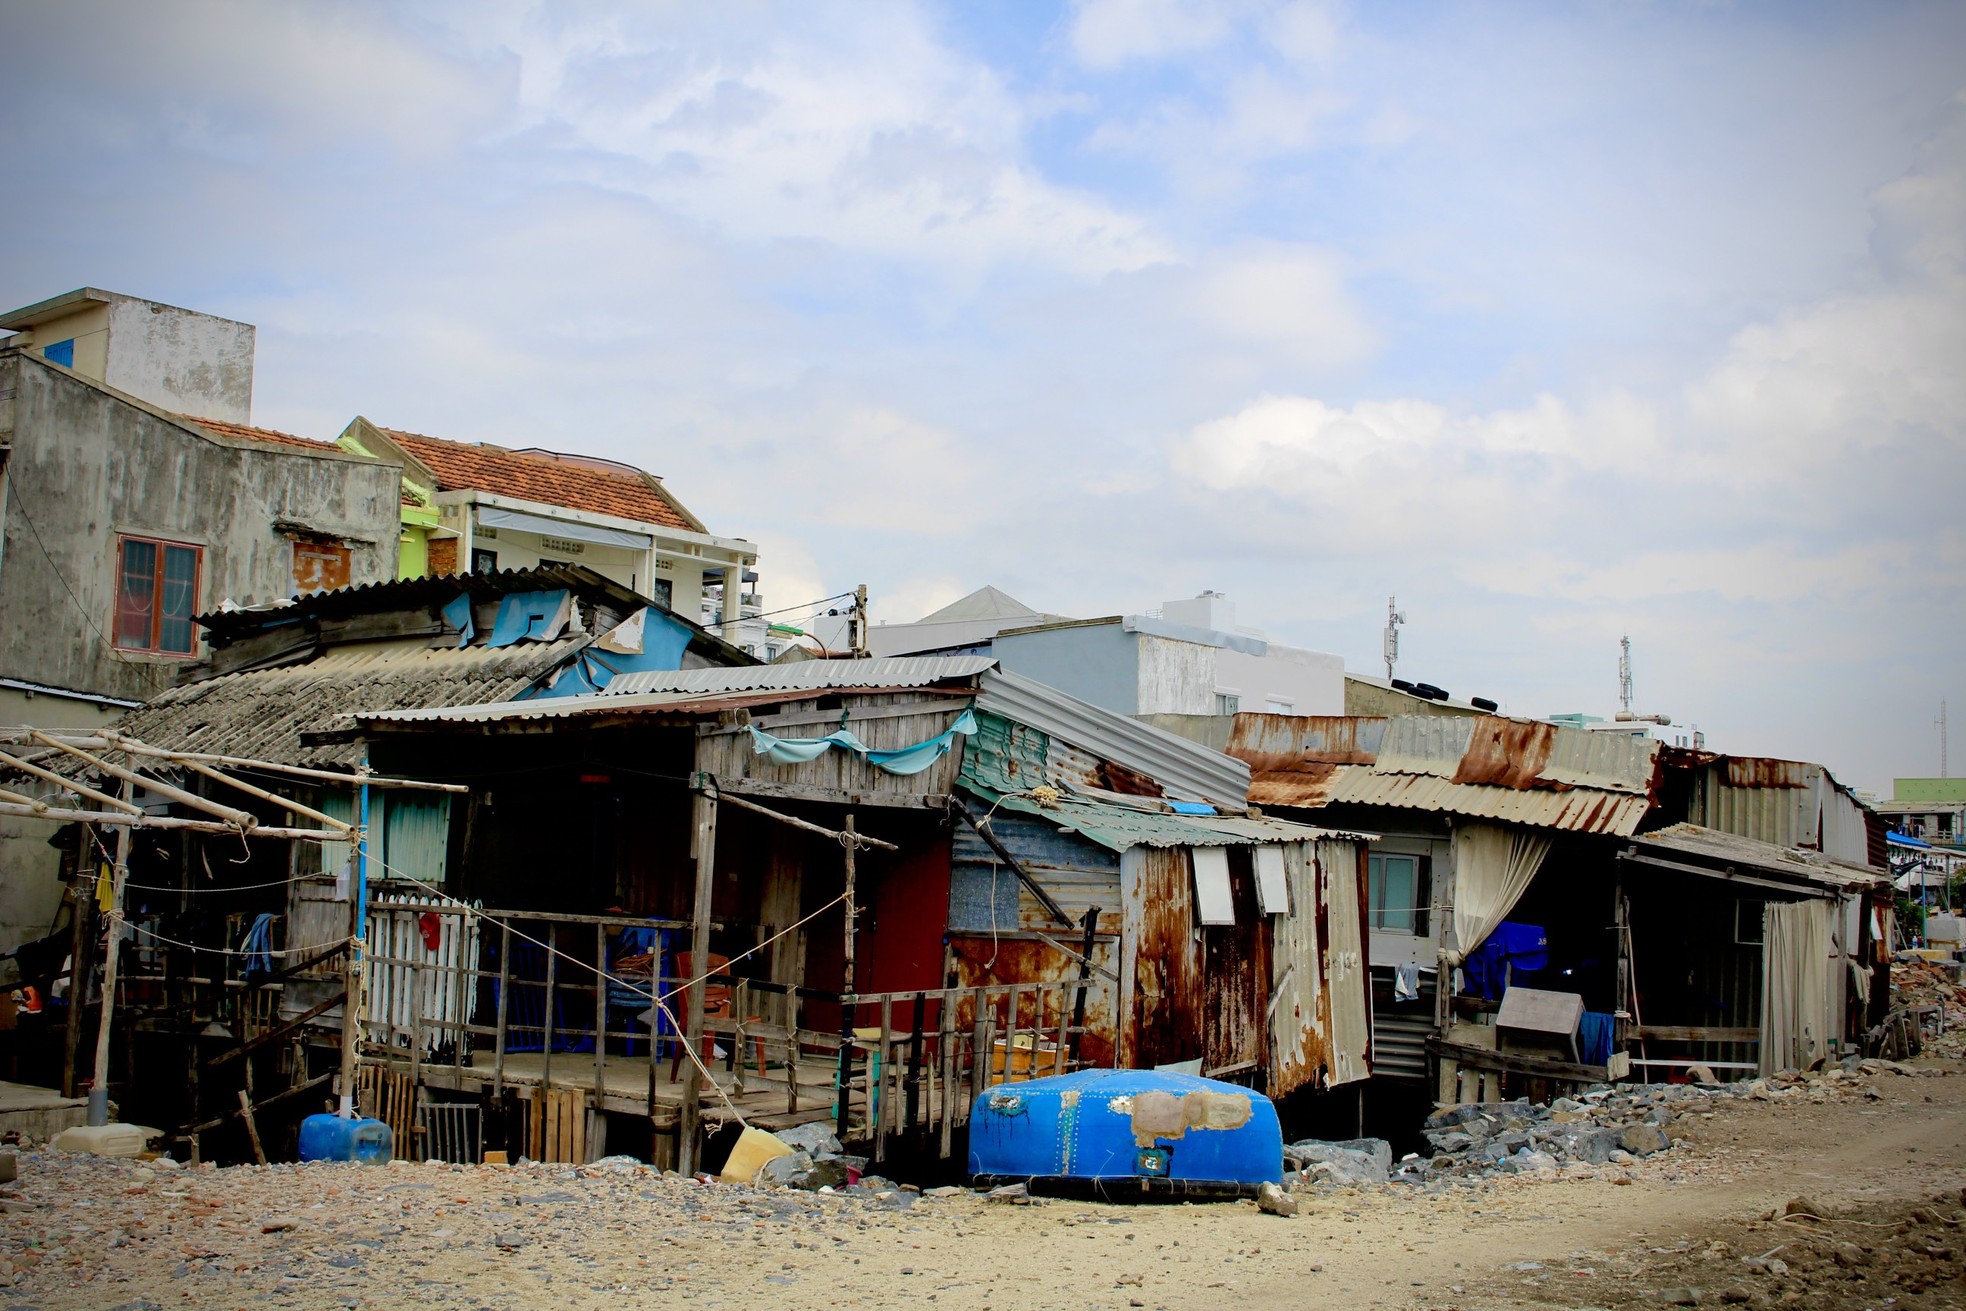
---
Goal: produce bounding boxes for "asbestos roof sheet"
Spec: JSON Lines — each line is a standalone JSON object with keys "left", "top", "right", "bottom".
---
{"left": 1249, "top": 764, "right": 1653, "bottom": 836}
{"left": 1629, "top": 823, "right": 1887, "bottom": 891}
{"left": 357, "top": 686, "right": 846, "bottom": 726}
{"left": 605, "top": 656, "right": 996, "bottom": 696}
{"left": 976, "top": 789, "right": 1368, "bottom": 853}
{"left": 112, "top": 637, "right": 586, "bottom": 768}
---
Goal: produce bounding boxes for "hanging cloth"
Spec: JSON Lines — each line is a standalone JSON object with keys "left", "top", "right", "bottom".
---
{"left": 747, "top": 709, "right": 978, "bottom": 776}
{"left": 1443, "top": 822, "right": 1552, "bottom": 966}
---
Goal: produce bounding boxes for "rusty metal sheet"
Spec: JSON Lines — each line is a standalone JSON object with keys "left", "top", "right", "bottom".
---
{"left": 1247, "top": 762, "right": 1342, "bottom": 810}
{"left": 1266, "top": 842, "right": 1330, "bottom": 1096}
{"left": 1723, "top": 756, "right": 1813, "bottom": 789}
{"left": 949, "top": 935, "right": 1119, "bottom": 1067}
{"left": 1449, "top": 718, "right": 1556, "bottom": 789}
{"left": 1119, "top": 846, "right": 1203, "bottom": 1069}
{"left": 1318, "top": 767, "right": 1651, "bottom": 836}
{"left": 1226, "top": 714, "right": 1388, "bottom": 771}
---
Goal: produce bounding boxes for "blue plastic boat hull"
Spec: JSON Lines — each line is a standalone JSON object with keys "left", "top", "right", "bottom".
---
{"left": 968, "top": 1068, "right": 1282, "bottom": 1197}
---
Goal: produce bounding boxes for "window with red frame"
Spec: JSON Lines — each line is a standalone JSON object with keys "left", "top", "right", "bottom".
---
{"left": 114, "top": 536, "right": 201, "bottom": 655}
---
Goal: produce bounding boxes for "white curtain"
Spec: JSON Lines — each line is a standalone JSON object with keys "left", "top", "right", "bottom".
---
{"left": 1762, "top": 898, "right": 1835, "bottom": 1075}
{"left": 1444, "top": 822, "right": 1553, "bottom": 965}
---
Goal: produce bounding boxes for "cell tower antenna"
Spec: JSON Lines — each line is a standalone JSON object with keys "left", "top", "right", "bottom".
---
{"left": 1618, "top": 636, "right": 1634, "bottom": 715}
{"left": 1383, "top": 597, "right": 1406, "bottom": 681}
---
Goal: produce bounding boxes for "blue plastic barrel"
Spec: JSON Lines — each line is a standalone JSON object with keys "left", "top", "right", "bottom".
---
{"left": 298, "top": 1114, "right": 393, "bottom": 1164}
{"left": 968, "top": 1068, "right": 1281, "bottom": 1196}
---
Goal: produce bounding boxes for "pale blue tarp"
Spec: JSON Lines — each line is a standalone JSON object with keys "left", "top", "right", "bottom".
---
{"left": 749, "top": 709, "right": 977, "bottom": 776}
{"left": 486, "top": 590, "right": 572, "bottom": 648}
{"left": 441, "top": 593, "right": 474, "bottom": 648}
{"left": 529, "top": 608, "right": 696, "bottom": 699}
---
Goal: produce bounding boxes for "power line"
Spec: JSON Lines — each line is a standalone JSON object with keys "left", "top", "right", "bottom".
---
{"left": 4, "top": 478, "right": 163, "bottom": 692}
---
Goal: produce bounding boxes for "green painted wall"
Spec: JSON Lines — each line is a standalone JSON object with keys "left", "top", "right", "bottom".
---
{"left": 1894, "top": 778, "right": 1966, "bottom": 804}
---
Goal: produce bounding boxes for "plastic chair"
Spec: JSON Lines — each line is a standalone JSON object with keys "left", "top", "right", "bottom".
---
{"left": 667, "top": 952, "right": 768, "bottom": 1080}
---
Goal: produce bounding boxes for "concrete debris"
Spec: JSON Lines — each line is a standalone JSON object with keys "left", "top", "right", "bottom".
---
{"left": 1402, "top": 1063, "right": 1931, "bottom": 1187}
{"left": 772, "top": 1123, "right": 843, "bottom": 1157}
{"left": 1283, "top": 1137, "right": 1391, "bottom": 1187}
{"left": 1255, "top": 1181, "right": 1299, "bottom": 1217}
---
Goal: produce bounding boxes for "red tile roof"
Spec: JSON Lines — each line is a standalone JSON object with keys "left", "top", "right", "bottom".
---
{"left": 187, "top": 416, "right": 334, "bottom": 451}
{"left": 377, "top": 427, "right": 696, "bottom": 531}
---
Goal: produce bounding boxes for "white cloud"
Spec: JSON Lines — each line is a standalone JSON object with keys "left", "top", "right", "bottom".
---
{"left": 1068, "top": 0, "right": 1248, "bottom": 69}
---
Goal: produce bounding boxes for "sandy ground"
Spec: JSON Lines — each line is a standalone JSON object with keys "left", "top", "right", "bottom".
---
{"left": 2, "top": 1060, "right": 1961, "bottom": 1311}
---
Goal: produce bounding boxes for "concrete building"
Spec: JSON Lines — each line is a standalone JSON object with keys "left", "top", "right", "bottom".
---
{"left": 1875, "top": 778, "right": 1966, "bottom": 851}
{"left": 867, "top": 585, "right": 1074, "bottom": 657}
{"left": 0, "top": 293, "right": 403, "bottom": 951}
{"left": 336, "top": 419, "right": 766, "bottom": 652}
{"left": 0, "top": 288, "right": 256, "bottom": 426}
{"left": 991, "top": 591, "right": 1346, "bottom": 719}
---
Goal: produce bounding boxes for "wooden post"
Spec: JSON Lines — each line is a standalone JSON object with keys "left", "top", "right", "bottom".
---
{"left": 593, "top": 922, "right": 608, "bottom": 1113}
{"left": 335, "top": 778, "right": 372, "bottom": 1118}
{"left": 86, "top": 781, "right": 135, "bottom": 1127}
{"left": 1069, "top": 907, "right": 1098, "bottom": 1067}
{"left": 874, "top": 995, "right": 891, "bottom": 1163}
{"left": 835, "top": 813, "right": 858, "bottom": 1142}
{"left": 905, "top": 992, "right": 926, "bottom": 1131}
{"left": 493, "top": 920, "right": 511, "bottom": 1097}
{"left": 541, "top": 929, "right": 558, "bottom": 1094}
{"left": 679, "top": 786, "right": 718, "bottom": 1175}
{"left": 60, "top": 859, "right": 95, "bottom": 1098}
{"left": 969, "top": 986, "right": 988, "bottom": 1104}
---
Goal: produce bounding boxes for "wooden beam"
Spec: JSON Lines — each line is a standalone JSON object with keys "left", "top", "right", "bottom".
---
{"left": 1629, "top": 1025, "right": 1760, "bottom": 1044}
{"left": 702, "top": 697, "right": 972, "bottom": 737}
{"left": 205, "top": 991, "right": 347, "bottom": 1068}
{"left": 709, "top": 774, "right": 946, "bottom": 810}
{"left": 1428, "top": 1037, "right": 1612, "bottom": 1084}
{"left": 679, "top": 790, "right": 717, "bottom": 1175}
{"left": 712, "top": 789, "right": 900, "bottom": 851}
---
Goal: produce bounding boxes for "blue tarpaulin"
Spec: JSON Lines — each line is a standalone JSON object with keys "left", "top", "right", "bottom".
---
{"left": 441, "top": 593, "right": 474, "bottom": 648}
{"left": 749, "top": 709, "right": 978, "bottom": 777}
{"left": 486, "top": 590, "right": 572, "bottom": 647}
{"left": 529, "top": 608, "right": 696, "bottom": 699}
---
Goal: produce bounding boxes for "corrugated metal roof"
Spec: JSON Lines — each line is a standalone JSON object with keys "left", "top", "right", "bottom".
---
{"left": 113, "top": 637, "right": 586, "bottom": 768}
{"left": 975, "top": 669, "right": 1250, "bottom": 807}
{"left": 1249, "top": 764, "right": 1652, "bottom": 836}
{"left": 358, "top": 686, "right": 845, "bottom": 726}
{"left": 983, "top": 791, "right": 1366, "bottom": 853}
{"left": 1629, "top": 823, "right": 1887, "bottom": 892}
{"left": 605, "top": 656, "right": 995, "bottom": 696}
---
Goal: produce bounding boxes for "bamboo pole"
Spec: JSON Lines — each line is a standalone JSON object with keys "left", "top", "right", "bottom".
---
{"left": 835, "top": 814, "right": 858, "bottom": 1142}
{"left": 20, "top": 736, "right": 256, "bottom": 828}
{"left": 86, "top": 780, "right": 134, "bottom": 1127}
{"left": 679, "top": 788, "right": 718, "bottom": 1175}
{"left": 0, "top": 749, "right": 141, "bottom": 814}
{"left": 335, "top": 779, "right": 371, "bottom": 1118}
{"left": 0, "top": 804, "right": 339, "bottom": 840}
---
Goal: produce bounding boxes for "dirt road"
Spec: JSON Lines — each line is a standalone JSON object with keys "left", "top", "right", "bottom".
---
{"left": 4, "top": 1061, "right": 1961, "bottom": 1311}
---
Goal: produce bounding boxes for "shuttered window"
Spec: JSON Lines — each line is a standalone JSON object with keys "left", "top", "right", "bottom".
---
{"left": 114, "top": 535, "right": 201, "bottom": 655}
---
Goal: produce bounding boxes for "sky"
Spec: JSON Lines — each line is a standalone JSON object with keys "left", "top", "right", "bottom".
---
{"left": 2, "top": 0, "right": 1961, "bottom": 795}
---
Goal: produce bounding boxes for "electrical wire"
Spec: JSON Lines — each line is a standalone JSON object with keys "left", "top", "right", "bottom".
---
{"left": 3, "top": 479, "right": 164, "bottom": 691}
{"left": 741, "top": 591, "right": 854, "bottom": 624}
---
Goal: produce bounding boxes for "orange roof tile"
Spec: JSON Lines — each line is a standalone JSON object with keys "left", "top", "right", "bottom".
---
{"left": 378, "top": 427, "right": 695, "bottom": 531}
{"left": 187, "top": 416, "right": 334, "bottom": 451}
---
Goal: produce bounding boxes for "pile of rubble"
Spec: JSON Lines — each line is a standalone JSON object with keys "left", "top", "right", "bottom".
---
{"left": 1892, "top": 955, "right": 1966, "bottom": 1058}
{"left": 1285, "top": 1058, "right": 1943, "bottom": 1191}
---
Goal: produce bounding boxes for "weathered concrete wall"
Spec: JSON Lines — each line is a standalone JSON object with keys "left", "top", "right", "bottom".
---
{"left": 0, "top": 353, "right": 402, "bottom": 702}
{"left": 1136, "top": 633, "right": 1219, "bottom": 715}
{"left": 0, "top": 688, "right": 119, "bottom": 954}
{"left": 993, "top": 622, "right": 1141, "bottom": 715}
{"left": 1217, "top": 641, "right": 1345, "bottom": 716}
{"left": 1343, "top": 677, "right": 1483, "bottom": 719}
{"left": 101, "top": 297, "right": 255, "bottom": 424}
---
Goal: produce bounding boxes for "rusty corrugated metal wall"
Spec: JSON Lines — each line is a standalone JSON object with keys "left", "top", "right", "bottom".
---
{"left": 1267, "top": 841, "right": 1331, "bottom": 1095}
{"left": 1119, "top": 845, "right": 1203, "bottom": 1069}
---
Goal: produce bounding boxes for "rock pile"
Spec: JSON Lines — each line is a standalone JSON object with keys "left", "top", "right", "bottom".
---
{"left": 1284, "top": 1057, "right": 1947, "bottom": 1191}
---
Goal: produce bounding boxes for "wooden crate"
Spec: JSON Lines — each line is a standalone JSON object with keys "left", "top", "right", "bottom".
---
{"left": 525, "top": 1087, "right": 588, "bottom": 1163}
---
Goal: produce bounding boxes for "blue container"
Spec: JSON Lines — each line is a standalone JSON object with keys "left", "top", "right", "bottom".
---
{"left": 968, "top": 1069, "right": 1281, "bottom": 1197}
{"left": 298, "top": 1114, "right": 393, "bottom": 1164}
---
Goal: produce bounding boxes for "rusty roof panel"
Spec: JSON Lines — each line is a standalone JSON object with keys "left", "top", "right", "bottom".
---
{"left": 1227, "top": 714, "right": 1387, "bottom": 770}
{"left": 1724, "top": 756, "right": 1813, "bottom": 789}
{"left": 1371, "top": 716, "right": 1479, "bottom": 777}
{"left": 1450, "top": 717, "right": 1557, "bottom": 789}
{"left": 1539, "top": 726, "right": 1660, "bottom": 795}
{"left": 1317, "top": 767, "right": 1651, "bottom": 835}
